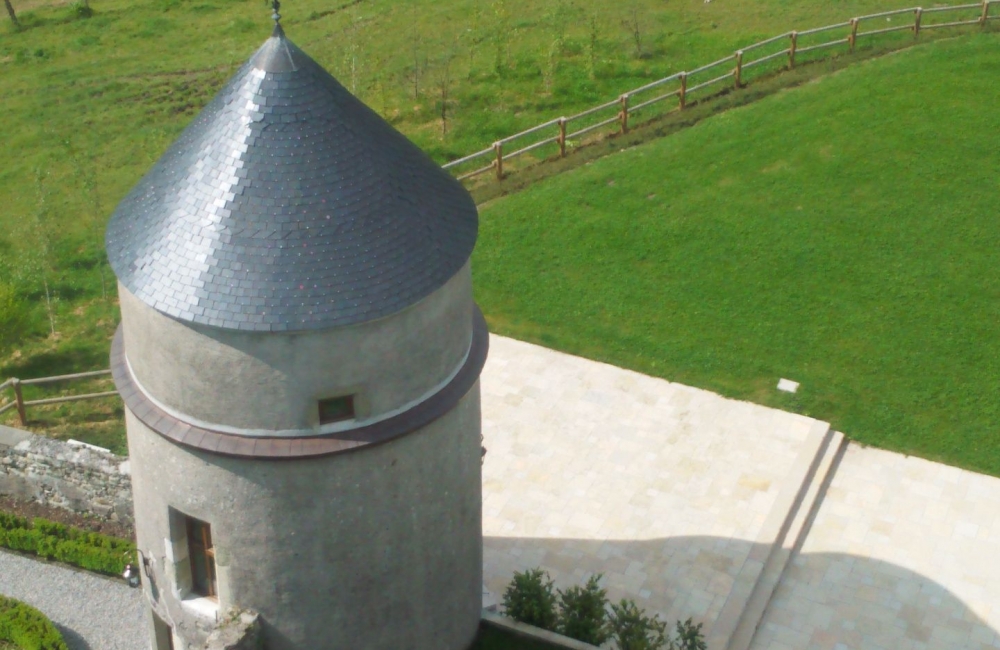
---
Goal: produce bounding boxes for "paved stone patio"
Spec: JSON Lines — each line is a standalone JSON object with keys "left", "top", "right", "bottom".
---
{"left": 749, "top": 446, "right": 1000, "bottom": 650}
{"left": 481, "top": 334, "right": 1000, "bottom": 650}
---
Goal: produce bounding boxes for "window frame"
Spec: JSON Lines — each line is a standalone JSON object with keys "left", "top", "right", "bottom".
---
{"left": 185, "top": 515, "right": 218, "bottom": 601}
{"left": 318, "top": 394, "right": 356, "bottom": 425}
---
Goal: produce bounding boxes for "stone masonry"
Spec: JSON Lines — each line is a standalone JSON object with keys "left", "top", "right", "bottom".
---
{"left": 0, "top": 424, "right": 133, "bottom": 527}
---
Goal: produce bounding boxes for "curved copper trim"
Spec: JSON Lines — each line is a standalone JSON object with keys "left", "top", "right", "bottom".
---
{"left": 110, "top": 307, "right": 489, "bottom": 459}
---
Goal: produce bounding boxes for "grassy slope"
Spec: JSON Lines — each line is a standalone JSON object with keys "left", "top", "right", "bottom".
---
{"left": 0, "top": 0, "right": 990, "bottom": 456}
{"left": 475, "top": 32, "right": 1000, "bottom": 476}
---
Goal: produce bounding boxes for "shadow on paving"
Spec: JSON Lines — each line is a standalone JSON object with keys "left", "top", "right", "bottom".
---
{"left": 55, "top": 624, "right": 93, "bottom": 650}
{"left": 485, "top": 535, "right": 998, "bottom": 649}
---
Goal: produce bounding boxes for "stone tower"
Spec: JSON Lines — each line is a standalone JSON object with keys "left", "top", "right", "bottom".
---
{"left": 105, "top": 22, "right": 487, "bottom": 650}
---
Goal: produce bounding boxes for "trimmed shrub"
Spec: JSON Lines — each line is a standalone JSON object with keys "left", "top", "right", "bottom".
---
{"left": 0, "top": 512, "right": 29, "bottom": 531}
{"left": 608, "top": 599, "right": 668, "bottom": 650}
{"left": 557, "top": 574, "right": 609, "bottom": 645}
{"left": 671, "top": 618, "right": 706, "bottom": 650}
{"left": 502, "top": 568, "right": 558, "bottom": 631}
{"left": 0, "top": 514, "right": 134, "bottom": 577}
{"left": 0, "top": 527, "right": 43, "bottom": 554}
{"left": 33, "top": 519, "right": 68, "bottom": 539}
{"left": 0, "top": 595, "right": 69, "bottom": 650}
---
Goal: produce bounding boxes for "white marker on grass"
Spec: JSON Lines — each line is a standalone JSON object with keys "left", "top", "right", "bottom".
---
{"left": 777, "top": 378, "right": 799, "bottom": 393}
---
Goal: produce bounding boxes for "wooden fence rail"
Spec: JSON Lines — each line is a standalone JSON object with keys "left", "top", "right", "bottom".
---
{"left": 0, "top": 1, "right": 995, "bottom": 428}
{"left": 442, "top": 0, "right": 997, "bottom": 182}
{"left": 0, "top": 370, "right": 117, "bottom": 426}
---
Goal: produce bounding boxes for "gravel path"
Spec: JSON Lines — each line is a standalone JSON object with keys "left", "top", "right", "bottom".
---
{"left": 0, "top": 549, "right": 147, "bottom": 650}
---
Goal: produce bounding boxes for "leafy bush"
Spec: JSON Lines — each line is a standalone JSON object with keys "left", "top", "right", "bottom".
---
{"left": 608, "top": 599, "right": 668, "bottom": 650}
{"left": 0, "top": 512, "right": 29, "bottom": 531}
{"left": 0, "top": 515, "right": 134, "bottom": 577}
{"left": 502, "top": 568, "right": 558, "bottom": 631}
{"left": 503, "top": 570, "right": 706, "bottom": 650}
{"left": 0, "top": 595, "right": 68, "bottom": 650}
{"left": 670, "top": 618, "right": 706, "bottom": 650}
{"left": 557, "top": 574, "right": 609, "bottom": 645}
{"left": 70, "top": 0, "right": 93, "bottom": 19}
{"left": 33, "top": 519, "right": 67, "bottom": 539}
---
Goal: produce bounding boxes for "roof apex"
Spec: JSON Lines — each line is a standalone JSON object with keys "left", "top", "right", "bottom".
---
{"left": 105, "top": 27, "right": 478, "bottom": 333}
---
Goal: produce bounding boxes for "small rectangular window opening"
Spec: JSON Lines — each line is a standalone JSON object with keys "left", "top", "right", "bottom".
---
{"left": 319, "top": 395, "right": 355, "bottom": 424}
{"left": 185, "top": 515, "right": 217, "bottom": 600}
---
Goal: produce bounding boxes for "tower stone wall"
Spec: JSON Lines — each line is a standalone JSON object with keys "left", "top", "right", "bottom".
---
{"left": 118, "top": 263, "right": 473, "bottom": 434}
{"left": 106, "top": 22, "right": 487, "bottom": 650}
{"left": 126, "top": 388, "right": 483, "bottom": 650}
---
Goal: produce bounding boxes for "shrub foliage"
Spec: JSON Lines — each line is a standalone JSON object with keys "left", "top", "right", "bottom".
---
{"left": 670, "top": 618, "right": 707, "bottom": 650}
{"left": 557, "top": 574, "right": 609, "bottom": 645}
{"left": 0, "top": 595, "right": 69, "bottom": 650}
{"left": 503, "top": 569, "right": 706, "bottom": 650}
{"left": 609, "top": 599, "right": 668, "bottom": 650}
{"left": 502, "top": 568, "right": 558, "bottom": 631}
{"left": 0, "top": 512, "right": 135, "bottom": 576}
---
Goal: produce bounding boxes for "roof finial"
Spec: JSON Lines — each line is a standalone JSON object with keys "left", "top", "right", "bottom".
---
{"left": 271, "top": 0, "right": 281, "bottom": 26}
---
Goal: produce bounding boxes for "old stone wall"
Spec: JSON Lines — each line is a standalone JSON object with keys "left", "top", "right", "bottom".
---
{"left": 0, "top": 425, "right": 133, "bottom": 527}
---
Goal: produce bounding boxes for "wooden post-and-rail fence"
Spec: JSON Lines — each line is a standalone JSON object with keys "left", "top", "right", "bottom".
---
{"left": 0, "top": 2, "right": 996, "bottom": 429}
{"left": 442, "top": 0, "right": 998, "bottom": 182}
{"left": 0, "top": 370, "right": 118, "bottom": 427}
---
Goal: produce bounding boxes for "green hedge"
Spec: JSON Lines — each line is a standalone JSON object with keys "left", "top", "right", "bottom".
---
{"left": 0, "top": 512, "right": 135, "bottom": 577}
{"left": 0, "top": 595, "right": 68, "bottom": 650}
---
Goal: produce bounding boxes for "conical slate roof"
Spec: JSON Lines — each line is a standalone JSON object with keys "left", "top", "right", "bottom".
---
{"left": 105, "top": 25, "right": 477, "bottom": 332}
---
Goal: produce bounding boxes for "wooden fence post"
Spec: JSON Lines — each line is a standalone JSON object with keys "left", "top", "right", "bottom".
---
{"left": 493, "top": 142, "right": 503, "bottom": 181}
{"left": 619, "top": 94, "right": 629, "bottom": 134}
{"left": 557, "top": 118, "right": 567, "bottom": 157}
{"left": 788, "top": 31, "right": 798, "bottom": 69}
{"left": 12, "top": 378, "right": 26, "bottom": 426}
{"left": 849, "top": 18, "right": 859, "bottom": 52}
{"left": 678, "top": 72, "right": 688, "bottom": 110}
{"left": 981, "top": 0, "right": 990, "bottom": 25}
{"left": 914, "top": 7, "right": 923, "bottom": 37}
{"left": 734, "top": 50, "right": 744, "bottom": 88}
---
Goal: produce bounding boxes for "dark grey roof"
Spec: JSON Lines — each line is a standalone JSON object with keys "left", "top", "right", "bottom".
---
{"left": 105, "top": 25, "right": 477, "bottom": 332}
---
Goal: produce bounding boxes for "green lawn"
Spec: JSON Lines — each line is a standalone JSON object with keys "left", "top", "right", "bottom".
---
{"left": 0, "top": 0, "right": 996, "bottom": 467}
{"left": 474, "top": 32, "right": 1000, "bottom": 476}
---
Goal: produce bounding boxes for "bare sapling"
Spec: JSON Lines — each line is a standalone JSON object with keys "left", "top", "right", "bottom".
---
{"left": 587, "top": 14, "right": 599, "bottom": 79}
{"left": 491, "top": 0, "right": 511, "bottom": 76}
{"left": 543, "top": 2, "right": 570, "bottom": 93}
{"left": 408, "top": 26, "right": 424, "bottom": 100}
{"left": 622, "top": 6, "right": 644, "bottom": 59}
{"left": 32, "top": 169, "right": 57, "bottom": 337}
{"left": 436, "top": 54, "right": 455, "bottom": 136}
{"left": 465, "top": 6, "right": 485, "bottom": 75}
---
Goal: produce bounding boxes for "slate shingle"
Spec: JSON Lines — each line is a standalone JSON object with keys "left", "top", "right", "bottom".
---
{"left": 106, "top": 25, "right": 478, "bottom": 332}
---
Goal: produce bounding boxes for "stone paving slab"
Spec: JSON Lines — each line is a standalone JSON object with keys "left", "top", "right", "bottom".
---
{"left": 748, "top": 444, "right": 1000, "bottom": 650}
{"left": 0, "top": 424, "right": 32, "bottom": 448}
{"left": 481, "top": 335, "right": 822, "bottom": 637}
